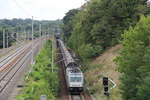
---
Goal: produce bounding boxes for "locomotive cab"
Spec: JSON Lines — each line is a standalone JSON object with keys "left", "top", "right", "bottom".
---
{"left": 69, "top": 73, "right": 84, "bottom": 92}
{"left": 66, "top": 67, "right": 84, "bottom": 93}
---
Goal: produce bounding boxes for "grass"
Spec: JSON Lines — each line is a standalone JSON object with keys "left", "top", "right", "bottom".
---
{"left": 84, "top": 45, "right": 122, "bottom": 100}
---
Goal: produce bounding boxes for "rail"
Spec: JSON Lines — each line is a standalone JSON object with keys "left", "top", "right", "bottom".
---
{"left": 0, "top": 39, "right": 41, "bottom": 93}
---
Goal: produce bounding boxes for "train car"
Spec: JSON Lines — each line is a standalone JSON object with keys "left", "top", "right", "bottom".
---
{"left": 57, "top": 39, "right": 84, "bottom": 93}
{"left": 57, "top": 39, "right": 76, "bottom": 68}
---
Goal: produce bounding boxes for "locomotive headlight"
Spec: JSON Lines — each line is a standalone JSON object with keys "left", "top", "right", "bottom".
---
{"left": 70, "top": 84, "right": 74, "bottom": 87}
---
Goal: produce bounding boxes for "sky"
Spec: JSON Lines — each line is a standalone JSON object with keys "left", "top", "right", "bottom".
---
{"left": 0, "top": 0, "right": 86, "bottom": 20}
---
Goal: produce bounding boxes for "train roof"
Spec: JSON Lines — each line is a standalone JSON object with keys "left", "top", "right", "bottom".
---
{"left": 58, "top": 39, "right": 77, "bottom": 67}
{"left": 66, "top": 67, "right": 82, "bottom": 74}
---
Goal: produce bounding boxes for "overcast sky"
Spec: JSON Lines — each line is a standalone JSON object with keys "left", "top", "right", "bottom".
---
{"left": 0, "top": 0, "right": 86, "bottom": 20}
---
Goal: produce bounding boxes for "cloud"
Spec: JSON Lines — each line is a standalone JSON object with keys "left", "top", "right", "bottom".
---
{"left": 0, "top": 0, "right": 86, "bottom": 20}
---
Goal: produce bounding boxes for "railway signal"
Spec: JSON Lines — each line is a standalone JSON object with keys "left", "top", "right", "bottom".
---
{"left": 102, "top": 77, "right": 117, "bottom": 100}
{"left": 103, "top": 77, "right": 108, "bottom": 86}
{"left": 104, "top": 86, "right": 108, "bottom": 92}
{"left": 103, "top": 77, "right": 109, "bottom": 100}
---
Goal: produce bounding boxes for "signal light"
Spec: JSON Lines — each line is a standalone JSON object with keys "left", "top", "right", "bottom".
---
{"left": 104, "top": 86, "right": 108, "bottom": 92}
{"left": 102, "top": 77, "right": 110, "bottom": 99}
{"left": 103, "top": 77, "right": 108, "bottom": 86}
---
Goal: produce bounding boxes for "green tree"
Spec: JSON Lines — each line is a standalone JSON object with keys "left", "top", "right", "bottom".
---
{"left": 65, "top": 0, "right": 149, "bottom": 60}
{"left": 62, "top": 9, "right": 79, "bottom": 42}
{"left": 115, "top": 16, "right": 150, "bottom": 100}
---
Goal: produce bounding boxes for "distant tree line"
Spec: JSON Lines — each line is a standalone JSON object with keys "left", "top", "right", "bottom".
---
{"left": 0, "top": 19, "right": 62, "bottom": 33}
{"left": 0, "top": 19, "right": 62, "bottom": 48}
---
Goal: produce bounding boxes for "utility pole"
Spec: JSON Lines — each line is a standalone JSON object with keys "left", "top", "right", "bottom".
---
{"left": 3, "top": 29, "right": 5, "bottom": 49}
{"left": 16, "top": 24, "right": 19, "bottom": 45}
{"left": 39, "top": 24, "right": 41, "bottom": 52}
{"left": 47, "top": 28, "right": 49, "bottom": 40}
{"left": 51, "top": 32, "right": 54, "bottom": 72}
{"left": 28, "top": 31, "right": 29, "bottom": 41}
{"left": 45, "top": 32, "right": 46, "bottom": 41}
{"left": 7, "top": 31, "right": 8, "bottom": 49}
{"left": 31, "top": 16, "right": 34, "bottom": 71}
{"left": 16, "top": 31, "right": 18, "bottom": 45}
{"left": 24, "top": 29, "right": 26, "bottom": 42}
{"left": 19, "top": 24, "right": 21, "bottom": 43}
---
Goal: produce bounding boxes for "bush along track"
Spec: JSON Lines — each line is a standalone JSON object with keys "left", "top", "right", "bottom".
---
{"left": 16, "top": 40, "right": 59, "bottom": 100}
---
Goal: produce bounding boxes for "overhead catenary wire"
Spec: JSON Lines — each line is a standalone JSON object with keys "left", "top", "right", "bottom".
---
{"left": 12, "top": 0, "right": 32, "bottom": 17}
{"left": 12, "top": 0, "right": 36, "bottom": 72}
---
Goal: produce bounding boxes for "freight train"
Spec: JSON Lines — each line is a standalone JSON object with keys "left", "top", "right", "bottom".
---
{"left": 57, "top": 39, "right": 84, "bottom": 93}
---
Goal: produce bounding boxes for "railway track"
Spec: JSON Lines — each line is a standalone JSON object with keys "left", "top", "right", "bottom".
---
{"left": 69, "top": 94, "right": 85, "bottom": 100}
{"left": 0, "top": 46, "right": 31, "bottom": 92}
{"left": 0, "top": 45, "right": 30, "bottom": 73}
{"left": 0, "top": 38, "right": 44, "bottom": 94}
{"left": 57, "top": 46, "right": 89, "bottom": 100}
{"left": 0, "top": 46, "right": 23, "bottom": 67}
{"left": 57, "top": 42, "right": 91, "bottom": 100}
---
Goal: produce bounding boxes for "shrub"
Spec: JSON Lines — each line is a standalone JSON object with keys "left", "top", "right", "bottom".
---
{"left": 78, "top": 44, "right": 102, "bottom": 59}
{"left": 16, "top": 40, "right": 59, "bottom": 100}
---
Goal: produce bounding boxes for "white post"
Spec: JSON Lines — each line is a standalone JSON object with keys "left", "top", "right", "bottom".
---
{"left": 41, "top": 26, "right": 43, "bottom": 48}
{"left": 16, "top": 32, "right": 18, "bottom": 45}
{"left": 27, "top": 31, "right": 29, "bottom": 41}
{"left": 40, "top": 24, "right": 42, "bottom": 47}
{"left": 3, "top": 29, "right": 5, "bottom": 49}
{"left": 7, "top": 31, "right": 8, "bottom": 49}
{"left": 39, "top": 24, "right": 41, "bottom": 52}
{"left": 48, "top": 28, "right": 49, "bottom": 40}
{"left": 147, "top": 0, "right": 150, "bottom": 7}
{"left": 24, "top": 29, "right": 26, "bottom": 42}
{"left": 52, "top": 33, "right": 54, "bottom": 72}
{"left": 31, "top": 16, "right": 34, "bottom": 71}
{"left": 16, "top": 24, "right": 19, "bottom": 45}
{"left": 45, "top": 32, "right": 46, "bottom": 42}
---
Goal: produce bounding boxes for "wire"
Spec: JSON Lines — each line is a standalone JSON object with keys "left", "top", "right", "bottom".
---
{"left": 12, "top": 0, "right": 32, "bottom": 17}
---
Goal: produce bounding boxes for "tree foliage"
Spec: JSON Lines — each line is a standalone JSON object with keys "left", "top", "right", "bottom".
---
{"left": 115, "top": 16, "right": 150, "bottom": 100}
{"left": 62, "top": 9, "right": 79, "bottom": 42}
{"left": 0, "top": 19, "right": 62, "bottom": 34}
{"left": 62, "top": 0, "right": 149, "bottom": 61}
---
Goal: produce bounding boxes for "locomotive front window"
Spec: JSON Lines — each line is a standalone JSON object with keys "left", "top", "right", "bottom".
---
{"left": 70, "top": 77, "right": 82, "bottom": 82}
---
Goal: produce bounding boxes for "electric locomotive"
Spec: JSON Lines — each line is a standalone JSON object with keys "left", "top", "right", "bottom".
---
{"left": 57, "top": 39, "right": 84, "bottom": 93}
